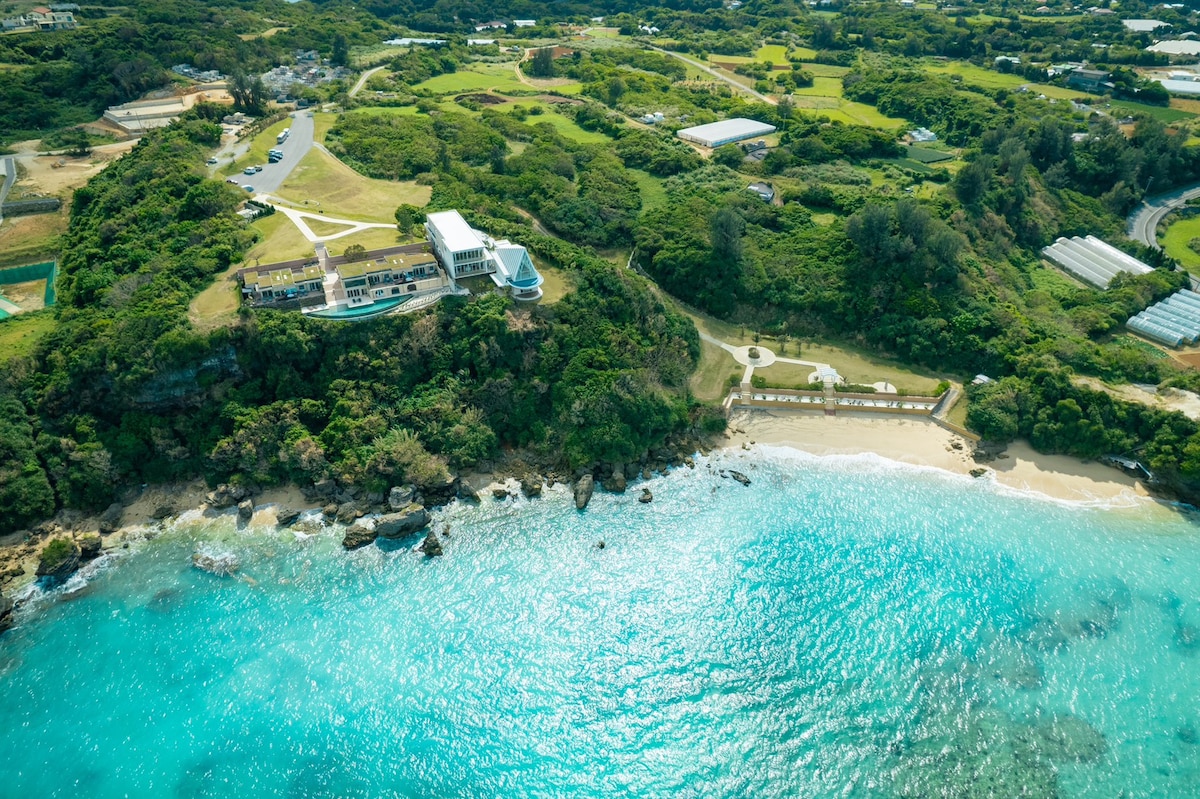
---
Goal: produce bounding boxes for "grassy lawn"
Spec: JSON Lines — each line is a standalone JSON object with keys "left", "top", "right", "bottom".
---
{"left": 925, "top": 61, "right": 1026, "bottom": 90}
{"left": 274, "top": 148, "right": 431, "bottom": 222}
{"left": 241, "top": 213, "right": 315, "bottom": 266}
{"left": 312, "top": 112, "right": 338, "bottom": 143}
{"left": 0, "top": 209, "right": 66, "bottom": 267}
{"left": 304, "top": 217, "right": 359, "bottom": 237}
{"left": 325, "top": 227, "right": 410, "bottom": 255}
{"left": 523, "top": 108, "right": 614, "bottom": 143}
{"left": 1162, "top": 214, "right": 1200, "bottom": 273}
{"left": 536, "top": 263, "right": 572, "bottom": 304}
{"left": 689, "top": 311, "right": 944, "bottom": 394}
{"left": 629, "top": 168, "right": 668, "bottom": 210}
{"left": 757, "top": 44, "right": 791, "bottom": 65}
{"left": 0, "top": 309, "right": 55, "bottom": 363}
{"left": 792, "top": 76, "right": 846, "bottom": 98}
{"left": 802, "top": 63, "right": 850, "bottom": 78}
{"left": 415, "top": 63, "right": 529, "bottom": 95}
{"left": 189, "top": 262, "right": 243, "bottom": 330}
{"left": 690, "top": 339, "right": 741, "bottom": 402}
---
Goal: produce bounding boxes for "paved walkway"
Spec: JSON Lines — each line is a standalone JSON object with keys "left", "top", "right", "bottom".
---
{"left": 262, "top": 198, "right": 395, "bottom": 242}
{"left": 700, "top": 331, "right": 838, "bottom": 384}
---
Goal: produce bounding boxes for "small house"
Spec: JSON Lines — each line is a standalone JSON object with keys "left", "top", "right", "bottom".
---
{"left": 747, "top": 182, "right": 775, "bottom": 202}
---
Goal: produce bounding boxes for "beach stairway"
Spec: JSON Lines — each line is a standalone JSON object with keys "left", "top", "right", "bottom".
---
{"left": 823, "top": 381, "right": 836, "bottom": 416}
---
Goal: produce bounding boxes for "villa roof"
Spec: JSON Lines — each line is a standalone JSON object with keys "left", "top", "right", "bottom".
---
{"left": 494, "top": 243, "right": 543, "bottom": 288}
{"left": 426, "top": 210, "right": 486, "bottom": 253}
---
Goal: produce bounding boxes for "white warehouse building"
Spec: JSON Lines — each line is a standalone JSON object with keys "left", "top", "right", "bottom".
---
{"left": 676, "top": 118, "right": 777, "bottom": 148}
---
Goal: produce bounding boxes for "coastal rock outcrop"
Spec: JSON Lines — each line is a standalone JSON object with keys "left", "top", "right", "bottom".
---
{"left": 419, "top": 474, "right": 459, "bottom": 506}
{"left": 574, "top": 475, "right": 595, "bottom": 510}
{"left": 602, "top": 472, "right": 626, "bottom": 493}
{"left": 191, "top": 549, "right": 239, "bottom": 577}
{"left": 728, "top": 470, "right": 751, "bottom": 487}
{"left": 375, "top": 505, "right": 430, "bottom": 538}
{"left": 77, "top": 533, "right": 102, "bottom": 560}
{"left": 275, "top": 506, "right": 302, "bottom": 527}
{"left": 639, "top": 488, "right": 653, "bottom": 503}
{"left": 237, "top": 499, "right": 254, "bottom": 520}
{"left": 520, "top": 474, "right": 543, "bottom": 498}
{"left": 342, "top": 522, "right": 378, "bottom": 550}
{"left": 205, "top": 483, "right": 248, "bottom": 509}
{"left": 0, "top": 595, "right": 13, "bottom": 633}
{"left": 98, "top": 502, "right": 124, "bottom": 534}
{"left": 388, "top": 485, "right": 415, "bottom": 511}
{"left": 418, "top": 530, "right": 444, "bottom": 557}
{"left": 36, "top": 537, "right": 81, "bottom": 583}
{"left": 335, "top": 500, "right": 368, "bottom": 524}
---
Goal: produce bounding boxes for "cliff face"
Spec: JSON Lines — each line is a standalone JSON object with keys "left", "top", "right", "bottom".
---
{"left": 132, "top": 346, "right": 241, "bottom": 411}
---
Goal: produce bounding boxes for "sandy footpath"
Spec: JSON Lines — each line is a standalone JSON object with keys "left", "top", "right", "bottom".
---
{"left": 724, "top": 409, "right": 1150, "bottom": 506}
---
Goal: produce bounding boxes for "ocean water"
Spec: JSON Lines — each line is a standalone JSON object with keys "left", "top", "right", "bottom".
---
{"left": 2, "top": 449, "right": 1200, "bottom": 798}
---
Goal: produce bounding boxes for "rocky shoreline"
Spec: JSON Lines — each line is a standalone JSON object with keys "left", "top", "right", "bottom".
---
{"left": 0, "top": 432, "right": 717, "bottom": 634}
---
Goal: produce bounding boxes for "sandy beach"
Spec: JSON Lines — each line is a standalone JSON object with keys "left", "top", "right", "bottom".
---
{"left": 724, "top": 408, "right": 1151, "bottom": 506}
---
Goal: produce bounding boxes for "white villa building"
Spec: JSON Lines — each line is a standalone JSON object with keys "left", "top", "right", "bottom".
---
{"left": 426, "top": 210, "right": 544, "bottom": 301}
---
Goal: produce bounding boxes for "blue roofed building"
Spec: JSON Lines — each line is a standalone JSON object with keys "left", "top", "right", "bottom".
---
{"left": 490, "top": 242, "right": 544, "bottom": 301}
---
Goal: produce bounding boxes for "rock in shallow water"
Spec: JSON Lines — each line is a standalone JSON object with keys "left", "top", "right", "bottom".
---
{"left": 191, "top": 549, "right": 239, "bottom": 577}
{"left": 36, "top": 538, "right": 81, "bottom": 583}
{"left": 342, "top": 523, "right": 377, "bottom": 550}
{"left": 418, "top": 530, "right": 443, "bottom": 557}
{"left": 375, "top": 506, "right": 430, "bottom": 538}
{"left": 77, "top": 533, "right": 102, "bottom": 560}
{"left": 574, "top": 475, "right": 595, "bottom": 510}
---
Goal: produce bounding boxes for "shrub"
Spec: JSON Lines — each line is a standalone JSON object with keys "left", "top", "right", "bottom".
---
{"left": 40, "top": 537, "right": 77, "bottom": 571}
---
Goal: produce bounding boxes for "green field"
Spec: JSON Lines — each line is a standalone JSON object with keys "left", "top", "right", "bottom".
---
{"left": 516, "top": 106, "right": 615, "bottom": 143}
{"left": 1162, "top": 214, "right": 1200, "bottom": 273}
{"left": 415, "top": 62, "right": 530, "bottom": 95}
{"left": 756, "top": 44, "right": 791, "bottom": 65}
{"left": 0, "top": 309, "right": 55, "bottom": 363}
{"left": 629, "top": 168, "right": 668, "bottom": 210}
{"left": 274, "top": 147, "right": 431, "bottom": 222}
{"left": 802, "top": 63, "right": 850, "bottom": 78}
{"left": 905, "top": 146, "right": 954, "bottom": 163}
{"left": 927, "top": 60, "right": 1196, "bottom": 122}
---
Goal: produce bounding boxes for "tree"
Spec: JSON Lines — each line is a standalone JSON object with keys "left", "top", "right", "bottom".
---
{"left": 332, "top": 34, "right": 349, "bottom": 68}
{"left": 529, "top": 47, "right": 555, "bottom": 78}
{"left": 712, "top": 143, "right": 744, "bottom": 169}
{"left": 606, "top": 76, "right": 626, "bottom": 106}
{"left": 344, "top": 244, "right": 367, "bottom": 262}
{"left": 395, "top": 204, "right": 421, "bottom": 236}
{"left": 229, "top": 70, "right": 267, "bottom": 114}
{"left": 711, "top": 206, "right": 744, "bottom": 265}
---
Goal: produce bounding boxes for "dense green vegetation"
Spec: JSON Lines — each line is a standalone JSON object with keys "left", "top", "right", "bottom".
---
{"left": 0, "top": 110, "right": 702, "bottom": 533}
{"left": 12, "top": 0, "right": 1200, "bottom": 527}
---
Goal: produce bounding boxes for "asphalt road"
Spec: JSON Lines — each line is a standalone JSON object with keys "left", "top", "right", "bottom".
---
{"left": 248, "top": 111, "right": 315, "bottom": 195}
{"left": 647, "top": 45, "right": 775, "bottom": 105}
{"left": 1126, "top": 182, "right": 1200, "bottom": 250}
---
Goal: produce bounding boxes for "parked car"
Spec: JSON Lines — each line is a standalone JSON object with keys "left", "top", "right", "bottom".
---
{"left": 244, "top": 166, "right": 256, "bottom": 175}
{"left": 242, "top": 185, "right": 255, "bottom": 193}
{"left": 225, "top": 178, "right": 240, "bottom": 185}
{"left": 206, "top": 157, "right": 218, "bottom": 165}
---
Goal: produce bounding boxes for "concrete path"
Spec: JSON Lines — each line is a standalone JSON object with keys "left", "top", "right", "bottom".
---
{"left": 699, "top": 331, "right": 838, "bottom": 385}
{"left": 264, "top": 199, "right": 395, "bottom": 242}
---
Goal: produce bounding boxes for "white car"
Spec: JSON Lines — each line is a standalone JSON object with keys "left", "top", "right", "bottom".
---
{"left": 206, "top": 157, "right": 218, "bottom": 165}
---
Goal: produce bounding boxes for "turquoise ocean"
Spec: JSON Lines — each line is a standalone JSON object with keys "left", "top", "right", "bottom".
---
{"left": 2, "top": 448, "right": 1200, "bottom": 798}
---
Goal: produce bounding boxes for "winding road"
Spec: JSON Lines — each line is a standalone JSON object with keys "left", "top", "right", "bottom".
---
{"left": 349, "top": 66, "right": 386, "bottom": 98}
{"left": 1127, "top": 182, "right": 1200, "bottom": 250}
